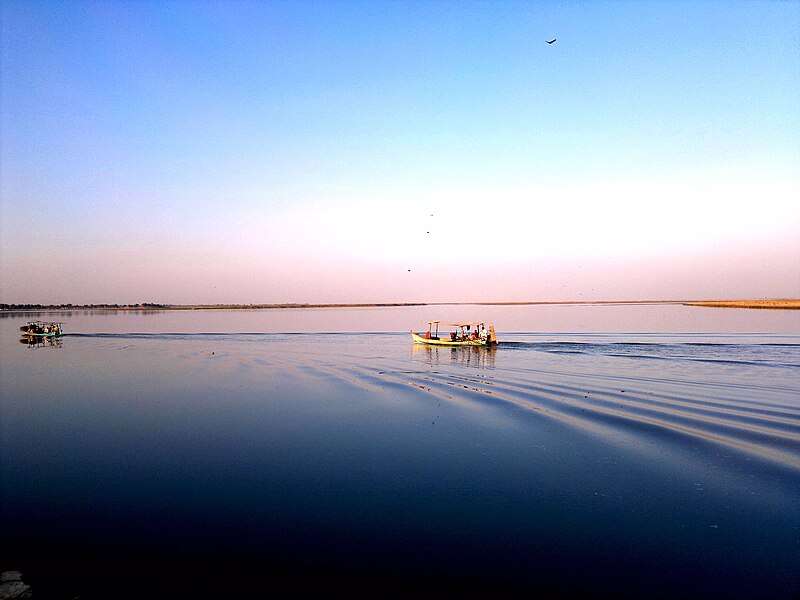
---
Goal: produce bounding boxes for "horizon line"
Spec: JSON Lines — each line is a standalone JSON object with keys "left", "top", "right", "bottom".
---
{"left": 2, "top": 299, "right": 799, "bottom": 310}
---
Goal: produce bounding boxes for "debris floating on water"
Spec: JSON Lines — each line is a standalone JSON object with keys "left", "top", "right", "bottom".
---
{"left": 0, "top": 571, "right": 32, "bottom": 599}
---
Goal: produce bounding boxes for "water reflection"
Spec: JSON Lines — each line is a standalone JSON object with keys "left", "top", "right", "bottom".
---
{"left": 2, "top": 316, "right": 798, "bottom": 599}
{"left": 412, "top": 343, "right": 496, "bottom": 369}
{"left": 18, "top": 334, "right": 62, "bottom": 349}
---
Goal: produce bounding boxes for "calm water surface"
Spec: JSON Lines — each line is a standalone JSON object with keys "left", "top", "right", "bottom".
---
{"left": 1, "top": 306, "right": 798, "bottom": 598}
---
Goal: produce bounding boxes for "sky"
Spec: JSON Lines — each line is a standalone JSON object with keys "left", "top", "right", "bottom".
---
{"left": 1, "top": 0, "right": 798, "bottom": 304}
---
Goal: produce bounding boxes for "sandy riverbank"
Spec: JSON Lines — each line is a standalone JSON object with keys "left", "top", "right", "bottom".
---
{"left": 682, "top": 299, "right": 800, "bottom": 309}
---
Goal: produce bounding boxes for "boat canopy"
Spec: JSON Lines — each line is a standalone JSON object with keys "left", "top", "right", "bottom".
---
{"left": 423, "top": 321, "right": 491, "bottom": 335}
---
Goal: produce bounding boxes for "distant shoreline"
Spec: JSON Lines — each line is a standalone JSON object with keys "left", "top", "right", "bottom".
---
{"left": 2, "top": 299, "right": 799, "bottom": 311}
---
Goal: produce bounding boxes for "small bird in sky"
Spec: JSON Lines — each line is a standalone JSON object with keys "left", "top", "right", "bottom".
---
{"left": 546, "top": 39, "right": 556, "bottom": 44}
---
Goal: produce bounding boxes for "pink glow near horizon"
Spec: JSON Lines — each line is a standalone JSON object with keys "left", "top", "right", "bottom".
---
{"left": 1, "top": 227, "right": 797, "bottom": 305}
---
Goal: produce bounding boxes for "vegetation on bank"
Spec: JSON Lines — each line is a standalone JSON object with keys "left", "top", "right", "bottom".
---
{"left": 0, "top": 302, "right": 425, "bottom": 311}
{"left": 0, "top": 303, "right": 169, "bottom": 311}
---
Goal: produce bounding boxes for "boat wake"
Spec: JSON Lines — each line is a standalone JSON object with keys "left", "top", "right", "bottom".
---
{"left": 500, "top": 340, "right": 800, "bottom": 368}
{"left": 49, "top": 331, "right": 800, "bottom": 476}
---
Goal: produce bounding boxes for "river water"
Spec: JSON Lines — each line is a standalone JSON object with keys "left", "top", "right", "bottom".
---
{"left": 1, "top": 305, "right": 798, "bottom": 597}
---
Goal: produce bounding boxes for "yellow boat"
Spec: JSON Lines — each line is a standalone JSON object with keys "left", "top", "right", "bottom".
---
{"left": 411, "top": 321, "right": 498, "bottom": 346}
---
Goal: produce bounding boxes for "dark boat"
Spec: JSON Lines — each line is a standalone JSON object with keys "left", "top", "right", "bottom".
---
{"left": 19, "top": 321, "right": 64, "bottom": 337}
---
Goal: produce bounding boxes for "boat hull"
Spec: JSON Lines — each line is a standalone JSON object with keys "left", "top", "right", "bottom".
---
{"left": 411, "top": 332, "right": 495, "bottom": 347}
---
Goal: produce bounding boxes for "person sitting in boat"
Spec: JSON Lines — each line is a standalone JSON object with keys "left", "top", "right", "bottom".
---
{"left": 450, "top": 331, "right": 457, "bottom": 341}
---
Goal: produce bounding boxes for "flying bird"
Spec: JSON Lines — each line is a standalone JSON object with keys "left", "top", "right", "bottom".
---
{"left": 546, "top": 39, "right": 556, "bottom": 44}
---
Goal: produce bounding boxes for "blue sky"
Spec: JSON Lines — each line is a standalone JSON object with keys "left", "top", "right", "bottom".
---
{"left": 1, "top": 0, "right": 798, "bottom": 304}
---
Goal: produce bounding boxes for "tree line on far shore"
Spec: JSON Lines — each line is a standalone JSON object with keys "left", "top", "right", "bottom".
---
{"left": 0, "top": 303, "right": 168, "bottom": 311}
